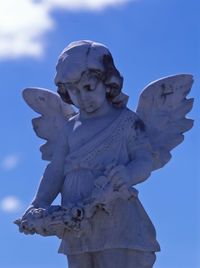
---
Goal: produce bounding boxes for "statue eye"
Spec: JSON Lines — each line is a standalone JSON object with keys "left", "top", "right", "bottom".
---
{"left": 84, "top": 84, "right": 93, "bottom": 91}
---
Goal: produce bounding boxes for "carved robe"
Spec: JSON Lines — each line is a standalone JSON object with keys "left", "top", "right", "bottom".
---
{"left": 58, "top": 108, "right": 160, "bottom": 255}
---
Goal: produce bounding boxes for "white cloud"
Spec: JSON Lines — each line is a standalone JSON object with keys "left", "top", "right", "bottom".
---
{"left": 0, "top": 0, "right": 53, "bottom": 60}
{"left": 44, "top": 0, "right": 132, "bottom": 11}
{"left": 0, "top": 196, "right": 23, "bottom": 212}
{"left": 0, "top": 0, "right": 132, "bottom": 60}
{"left": 1, "top": 154, "right": 20, "bottom": 170}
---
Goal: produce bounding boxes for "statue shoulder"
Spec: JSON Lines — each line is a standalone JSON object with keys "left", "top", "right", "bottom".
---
{"left": 124, "top": 108, "right": 146, "bottom": 131}
{"left": 63, "top": 113, "right": 79, "bottom": 130}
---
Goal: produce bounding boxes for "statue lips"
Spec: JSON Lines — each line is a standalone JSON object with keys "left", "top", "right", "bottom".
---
{"left": 82, "top": 102, "right": 96, "bottom": 112}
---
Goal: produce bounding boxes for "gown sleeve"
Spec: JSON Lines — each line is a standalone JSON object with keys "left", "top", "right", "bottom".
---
{"left": 126, "top": 111, "right": 153, "bottom": 161}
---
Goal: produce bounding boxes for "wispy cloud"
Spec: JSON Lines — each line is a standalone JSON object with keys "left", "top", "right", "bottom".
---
{"left": 0, "top": 0, "right": 53, "bottom": 60}
{"left": 1, "top": 154, "right": 20, "bottom": 170}
{"left": 44, "top": 0, "right": 132, "bottom": 11}
{"left": 0, "top": 196, "right": 23, "bottom": 213}
{"left": 0, "top": 0, "right": 132, "bottom": 60}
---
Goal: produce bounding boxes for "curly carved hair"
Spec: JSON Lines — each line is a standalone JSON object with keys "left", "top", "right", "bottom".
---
{"left": 56, "top": 42, "right": 123, "bottom": 104}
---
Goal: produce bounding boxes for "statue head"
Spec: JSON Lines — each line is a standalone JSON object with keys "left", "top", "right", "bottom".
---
{"left": 54, "top": 40, "right": 123, "bottom": 105}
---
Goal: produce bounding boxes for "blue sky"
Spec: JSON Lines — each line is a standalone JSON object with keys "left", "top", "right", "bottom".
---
{"left": 0, "top": 0, "right": 199, "bottom": 267}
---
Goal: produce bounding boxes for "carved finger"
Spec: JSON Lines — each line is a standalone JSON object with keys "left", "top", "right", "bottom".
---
{"left": 108, "top": 165, "right": 124, "bottom": 180}
{"left": 112, "top": 176, "right": 125, "bottom": 188}
{"left": 19, "top": 221, "right": 28, "bottom": 233}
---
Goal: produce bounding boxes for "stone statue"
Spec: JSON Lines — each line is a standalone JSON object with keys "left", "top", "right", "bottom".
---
{"left": 14, "top": 40, "right": 194, "bottom": 268}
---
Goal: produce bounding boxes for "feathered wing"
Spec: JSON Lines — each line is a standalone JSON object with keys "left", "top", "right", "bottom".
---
{"left": 23, "top": 87, "right": 75, "bottom": 161}
{"left": 136, "top": 74, "right": 194, "bottom": 171}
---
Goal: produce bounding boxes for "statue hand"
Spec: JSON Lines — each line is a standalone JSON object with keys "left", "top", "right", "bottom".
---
{"left": 108, "top": 165, "right": 130, "bottom": 190}
{"left": 17, "top": 207, "right": 46, "bottom": 235}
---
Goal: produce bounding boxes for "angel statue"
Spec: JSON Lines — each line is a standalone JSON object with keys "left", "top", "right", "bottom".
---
{"left": 14, "top": 40, "right": 194, "bottom": 268}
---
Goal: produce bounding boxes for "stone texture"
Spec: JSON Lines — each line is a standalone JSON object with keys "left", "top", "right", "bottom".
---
{"left": 15, "top": 40, "right": 194, "bottom": 268}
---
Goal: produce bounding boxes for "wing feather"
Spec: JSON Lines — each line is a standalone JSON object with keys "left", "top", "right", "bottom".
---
{"left": 23, "top": 87, "right": 75, "bottom": 161}
{"left": 136, "top": 74, "right": 194, "bottom": 170}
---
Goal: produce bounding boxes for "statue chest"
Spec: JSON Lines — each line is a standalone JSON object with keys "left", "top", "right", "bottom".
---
{"left": 67, "top": 116, "right": 118, "bottom": 152}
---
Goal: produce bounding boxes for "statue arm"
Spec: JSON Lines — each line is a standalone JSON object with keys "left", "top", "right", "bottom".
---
{"left": 125, "top": 113, "right": 153, "bottom": 186}
{"left": 108, "top": 114, "right": 153, "bottom": 189}
{"left": 107, "top": 146, "right": 152, "bottom": 190}
{"left": 126, "top": 146, "right": 153, "bottom": 186}
{"left": 29, "top": 124, "right": 69, "bottom": 209}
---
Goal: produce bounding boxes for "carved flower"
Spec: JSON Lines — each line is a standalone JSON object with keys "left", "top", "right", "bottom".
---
{"left": 71, "top": 206, "right": 84, "bottom": 220}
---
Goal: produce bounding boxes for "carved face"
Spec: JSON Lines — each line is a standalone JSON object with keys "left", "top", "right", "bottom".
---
{"left": 56, "top": 70, "right": 107, "bottom": 114}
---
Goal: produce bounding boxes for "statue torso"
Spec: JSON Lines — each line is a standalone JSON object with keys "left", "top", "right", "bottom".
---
{"left": 67, "top": 108, "right": 123, "bottom": 152}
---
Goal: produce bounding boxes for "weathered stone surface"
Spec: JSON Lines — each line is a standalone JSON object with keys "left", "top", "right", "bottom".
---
{"left": 15, "top": 40, "right": 194, "bottom": 268}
